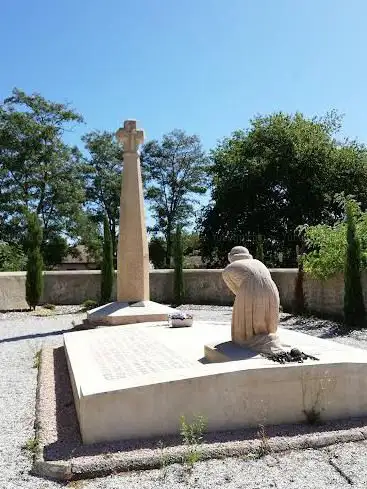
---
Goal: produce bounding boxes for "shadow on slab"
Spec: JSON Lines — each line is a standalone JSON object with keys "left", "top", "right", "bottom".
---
{"left": 42, "top": 345, "right": 367, "bottom": 463}
{"left": 88, "top": 301, "right": 153, "bottom": 317}
{"left": 208, "top": 341, "right": 259, "bottom": 361}
{"left": 87, "top": 301, "right": 129, "bottom": 316}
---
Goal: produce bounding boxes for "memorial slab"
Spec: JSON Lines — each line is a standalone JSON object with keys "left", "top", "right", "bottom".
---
{"left": 64, "top": 322, "right": 367, "bottom": 444}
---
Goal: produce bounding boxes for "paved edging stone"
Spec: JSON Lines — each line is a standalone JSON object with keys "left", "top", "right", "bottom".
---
{"left": 32, "top": 348, "right": 73, "bottom": 481}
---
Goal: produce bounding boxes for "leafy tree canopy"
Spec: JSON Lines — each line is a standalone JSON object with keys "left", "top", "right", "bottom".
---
{"left": 141, "top": 129, "right": 209, "bottom": 266}
{"left": 0, "top": 242, "right": 26, "bottom": 271}
{"left": 199, "top": 111, "right": 367, "bottom": 267}
{"left": 81, "top": 130, "right": 122, "bottom": 261}
{"left": 0, "top": 88, "right": 85, "bottom": 266}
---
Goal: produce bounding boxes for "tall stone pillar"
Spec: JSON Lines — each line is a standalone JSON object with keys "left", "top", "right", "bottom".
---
{"left": 86, "top": 119, "right": 176, "bottom": 325}
{"left": 115, "top": 120, "right": 149, "bottom": 302}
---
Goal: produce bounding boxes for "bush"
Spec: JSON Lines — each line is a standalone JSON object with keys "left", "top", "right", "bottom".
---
{"left": 81, "top": 299, "right": 98, "bottom": 311}
{"left": 100, "top": 215, "right": 114, "bottom": 304}
{"left": 301, "top": 199, "right": 367, "bottom": 279}
{"left": 25, "top": 213, "right": 44, "bottom": 310}
{"left": 301, "top": 222, "right": 347, "bottom": 279}
{"left": 344, "top": 201, "right": 365, "bottom": 328}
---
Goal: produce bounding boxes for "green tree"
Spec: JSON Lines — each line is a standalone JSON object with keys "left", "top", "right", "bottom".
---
{"left": 100, "top": 214, "right": 114, "bottom": 304}
{"left": 344, "top": 201, "right": 365, "bottom": 328}
{"left": 41, "top": 232, "right": 69, "bottom": 269}
{"left": 173, "top": 225, "right": 184, "bottom": 305}
{"left": 76, "top": 215, "right": 103, "bottom": 264}
{"left": 0, "top": 242, "right": 26, "bottom": 271}
{"left": 200, "top": 111, "right": 367, "bottom": 267}
{"left": 25, "top": 213, "right": 43, "bottom": 310}
{"left": 141, "top": 130, "right": 209, "bottom": 267}
{"left": 182, "top": 231, "right": 201, "bottom": 255}
{"left": 82, "top": 131, "right": 122, "bottom": 263}
{"left": 149, "top": 237, "right": 166, "bottom": 269}
{"left": 0, "top": 88, "right": 85, "bottom": 266}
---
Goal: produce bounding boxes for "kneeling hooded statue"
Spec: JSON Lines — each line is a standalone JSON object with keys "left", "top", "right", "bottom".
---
{"left": 222, "top": 246, "right": 318, "bottom": 363}
{"left": 222, "top": 246, "right": 281, "bottom": 354}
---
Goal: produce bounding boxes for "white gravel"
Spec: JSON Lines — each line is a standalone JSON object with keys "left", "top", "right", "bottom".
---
{"left": 1, "top": 305, "right": 367, "bottom": 488}
{"left": 0, "top": 310, "right": 83, "bottom": 489}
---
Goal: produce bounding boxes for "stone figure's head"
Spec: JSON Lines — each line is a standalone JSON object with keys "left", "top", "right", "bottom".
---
{"left": 228, "top": 246, "right": 253, "bottom": 263}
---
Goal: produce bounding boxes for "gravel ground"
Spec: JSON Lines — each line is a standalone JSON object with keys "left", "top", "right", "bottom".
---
{"left": 1, "top": 305, "right": 367, "bottom": 488}
{"left": 0, "top": 309, "right": 84, "bottom": 489}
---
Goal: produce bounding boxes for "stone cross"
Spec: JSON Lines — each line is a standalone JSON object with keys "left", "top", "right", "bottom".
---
{"left": 116, "top": 120, "right": 145, "bottom": 153}
{"left": 115, "top": 120, "right": 149, "bottom": 303}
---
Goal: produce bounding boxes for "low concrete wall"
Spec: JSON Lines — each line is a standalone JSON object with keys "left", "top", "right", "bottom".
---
{"left": 0, "top": 271, "right": 105, "bottom": 310}
{"left": 270, "top": 269, "right": 297, "bottom": 311}
{"left": 2, "top": 269, "right": 367, "bottom": 319}
{"left": 152, "top": 269, "right": 234, "bottom": 306}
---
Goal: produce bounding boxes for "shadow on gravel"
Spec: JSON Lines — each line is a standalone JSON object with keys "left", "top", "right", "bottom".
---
{"left": 42, "top": 346, "right": 367, "bottom": 464}
{"left": 0, "top": 328, "right": 71, "bottom": 344}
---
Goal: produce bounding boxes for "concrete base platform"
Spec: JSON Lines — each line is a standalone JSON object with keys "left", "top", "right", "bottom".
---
{"left": 86, "top": 300, "right": 177, "bottom": 325}
{"left": 33, "top": 345, "right": 367, "bottom": 481}
{"left": 64, "top": 321, "right": 367, "bottom": 445}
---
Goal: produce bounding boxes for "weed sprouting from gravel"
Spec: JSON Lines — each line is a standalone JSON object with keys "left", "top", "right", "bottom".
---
{"left": 180, "top": 414, "right": 207, "bottom": 468}
{"left": 157, "top": 439, "right": 169, "bottom": 478}
{"left": 254, "top": 424, "right": 271, "bottom": 458}
{"left": 22, "top": 436, "right": 39, "bottom": 456}
{"left": 33, "top": 350, "right": 41, "bottom": 369}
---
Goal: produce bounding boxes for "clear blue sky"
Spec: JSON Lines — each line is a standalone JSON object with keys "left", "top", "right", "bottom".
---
{"left": 2, "top": 0, "right": 367, "bottom": 151}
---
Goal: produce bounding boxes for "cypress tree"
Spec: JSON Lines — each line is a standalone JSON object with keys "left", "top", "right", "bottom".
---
{"left": 293, "top": 245, "right": 305, "bottom": 314}
{"left": 173, "top": 225, "right": 184, "bottom": 306}
{"left": 344, "top": 201, "right": 365, "bottom": 328}
{"left": 25, "top": 213, "right": 44, "bottom": 310}
{"left": 100, "top": 214, "right": 114, "bottom": 304}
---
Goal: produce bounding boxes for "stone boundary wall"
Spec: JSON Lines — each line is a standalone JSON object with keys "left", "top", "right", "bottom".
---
{"left": 2, "top": 269, "right": 367, "bottom": 318}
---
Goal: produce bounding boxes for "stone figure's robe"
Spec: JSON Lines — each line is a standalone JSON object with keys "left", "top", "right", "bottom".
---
{"left": 222, "top": 258, "right": 280, "bottom": 346}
